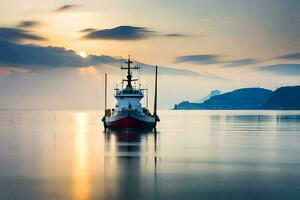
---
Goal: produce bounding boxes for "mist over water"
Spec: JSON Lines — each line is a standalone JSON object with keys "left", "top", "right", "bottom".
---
{"left": 0, "top": 110, "right": 300, "bottom": 200}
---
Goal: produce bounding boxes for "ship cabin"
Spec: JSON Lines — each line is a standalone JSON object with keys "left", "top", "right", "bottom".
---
{"left": 114, "top": 87, "right": 144, "bottom": 113}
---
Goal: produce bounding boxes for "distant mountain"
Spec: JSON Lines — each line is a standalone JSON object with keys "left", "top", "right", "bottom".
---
{"left": 174, "top": 101, "right": 201, "bottom": 110}
{"left": 174, "top": 88, "right": 272, "bottom": 110}
{"left": 199, "top": 88, "right": 272, "bottom": 110}
{"left": 262, "top": 86, "right": 300, "bottom": 110}
{"left": 192, "top": 90, "right": 221, "bottom": 103}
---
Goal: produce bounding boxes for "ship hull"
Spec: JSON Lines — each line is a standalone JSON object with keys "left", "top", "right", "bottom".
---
{"left": 103, "top": 110, "right": 156, "bottom": 130}
{"left": 105, "top": 116, "right": 155, "bottom": 130}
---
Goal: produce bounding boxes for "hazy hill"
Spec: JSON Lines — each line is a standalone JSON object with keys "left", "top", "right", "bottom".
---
{"left": 174, "top": 88, "right": 272, "bottom": 110}
{"left": 262, "top": 86, "right": 300, "bottom": 110}
{"left": 192, "top": 90, "right": 221, "bottom": 103}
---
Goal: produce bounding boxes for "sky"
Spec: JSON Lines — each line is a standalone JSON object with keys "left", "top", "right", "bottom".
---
{"left": 0, "top": 0, "right": 299, "bottom": 109}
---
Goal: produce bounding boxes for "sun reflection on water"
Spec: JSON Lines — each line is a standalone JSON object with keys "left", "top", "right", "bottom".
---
{"left": 72, "top": 112, "right": 90, "bottom": 200}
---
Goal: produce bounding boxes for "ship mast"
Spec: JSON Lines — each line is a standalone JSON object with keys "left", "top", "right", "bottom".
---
{"left": 121, "top": 55, "right": 139, "bottom": 89}
{"left": 153, "top": 66, "right": 158, "bottom": 116}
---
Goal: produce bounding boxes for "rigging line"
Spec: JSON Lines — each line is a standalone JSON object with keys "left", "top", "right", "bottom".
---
{"left": 138, "top": 64, "right": 141, "bottom": 89}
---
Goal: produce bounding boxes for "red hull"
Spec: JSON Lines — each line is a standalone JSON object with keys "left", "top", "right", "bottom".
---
{"left": 105, "top": 116, "right": 155, "bottom": 130}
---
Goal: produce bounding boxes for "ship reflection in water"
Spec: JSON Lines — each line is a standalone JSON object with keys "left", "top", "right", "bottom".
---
{"left": 103, "top": 129, "right": 160, "bottom": 200}
{"left": 0, "top": 110, "right": 300, "bottom": 200}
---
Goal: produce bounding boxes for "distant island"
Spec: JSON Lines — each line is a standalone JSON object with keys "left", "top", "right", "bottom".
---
{"left": 174, "top": 86, "right": 300, "bottom": 110}
{"left": 191, "top": 90, "right": 221, "bottom": 103}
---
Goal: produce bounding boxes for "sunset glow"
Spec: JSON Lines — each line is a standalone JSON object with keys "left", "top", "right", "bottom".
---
{"left": 0, "top": 0, "right": 298, "bottom": 109}
{"left": 79, "top": 51, "right": 88, "bottom": 58}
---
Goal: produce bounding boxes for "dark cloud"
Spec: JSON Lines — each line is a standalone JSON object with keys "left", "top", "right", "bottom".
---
{"left": 82, "top": 26, "right": 188, "bottom": 40}
{"left": 223, "top": 59, "right": 258, "bottom": 67}
{"left": 0, "top": 40, "right": 205, "bottom": 77}
{"left": 164, "top": 33, "right": 188, "bottom": 37}
{"left": 82, "top": 26, "right": 156, "bottom": 40}
{"left": 17, "top": 20, "right": 41, "bottom": 28}
{"left": 0, "top": 27, "right": 46, "bottom": 42}
{"left": 276, "top": 52, "right": 300, "bottom": 60}
{"left": 55, "top": 5, "right": 81, "bottom": 12}
{"left": 0, "top": 40, "right": 122, "bottom": 69}
{"left": 175, "top": 54, "right": 221, "bottom": 65}
{"left": 0, "top": 40, "right": 86, "bottom": 69}
{"left": 257, "top": 64, "right": 300, "bottom": 76}
{"left": 79, "top": 28, "right": 98, "bottom": 33}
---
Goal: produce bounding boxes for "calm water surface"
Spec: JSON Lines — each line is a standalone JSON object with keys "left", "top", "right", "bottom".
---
{"left": 0, "top": 110, "right": 300, "bottom": 200}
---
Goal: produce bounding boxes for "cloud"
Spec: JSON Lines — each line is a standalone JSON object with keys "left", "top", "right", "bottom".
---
{"left": 0, "top": 40, "right": 86, "bottom": 69}
{"left": 223, "top": 59, "right": 258, "bottom": 67}
{"left": 0, "top": 40, "right": 121, "bottom": 70}
{"left": 17, "top": 20, "right": 41, "bottom": 28}
{"left": 82, "top": 26, "right": 156, "bottom": 40}
{"left": 0, "top": 27, "right": 46, "bottom": 42}
{"left": 0, "top": 40, "right": 206, "bottom": 77}
{"left": 175, "top": 54, "right": 221, "bottom": 65}
{"left": 164, "top": 33, "right": 188, "bottom": 37}
{"left": 81, "top": 26, "right": 188, "bottom": 40}
{"left": 275, "top": 52, "right": 300, "bottom": 60}
{"left": 257, "top": 64, "right": 300, "bottom": 76}
{"left": 175, "top": 54, "right": 258, "bottom": 67}
{"left": 136, "top": 62, "right": 204, "bottom": 77}
{"left": 174, "top": 52, "right": 292, "bottom": 69}
{"left": 55, "top": 4, "right": 81, "bottom": 12}
{"left": 79, "top": 28, "right": 98, "bottom": 33}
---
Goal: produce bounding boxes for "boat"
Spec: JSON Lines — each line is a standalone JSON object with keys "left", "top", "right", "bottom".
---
{"left": 102, "top": 56, "right": 160, "bottom": 130}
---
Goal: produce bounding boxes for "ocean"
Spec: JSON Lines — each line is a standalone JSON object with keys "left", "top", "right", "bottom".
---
{"left": 0, "top": 110, "right": 300, "bottom": 200}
